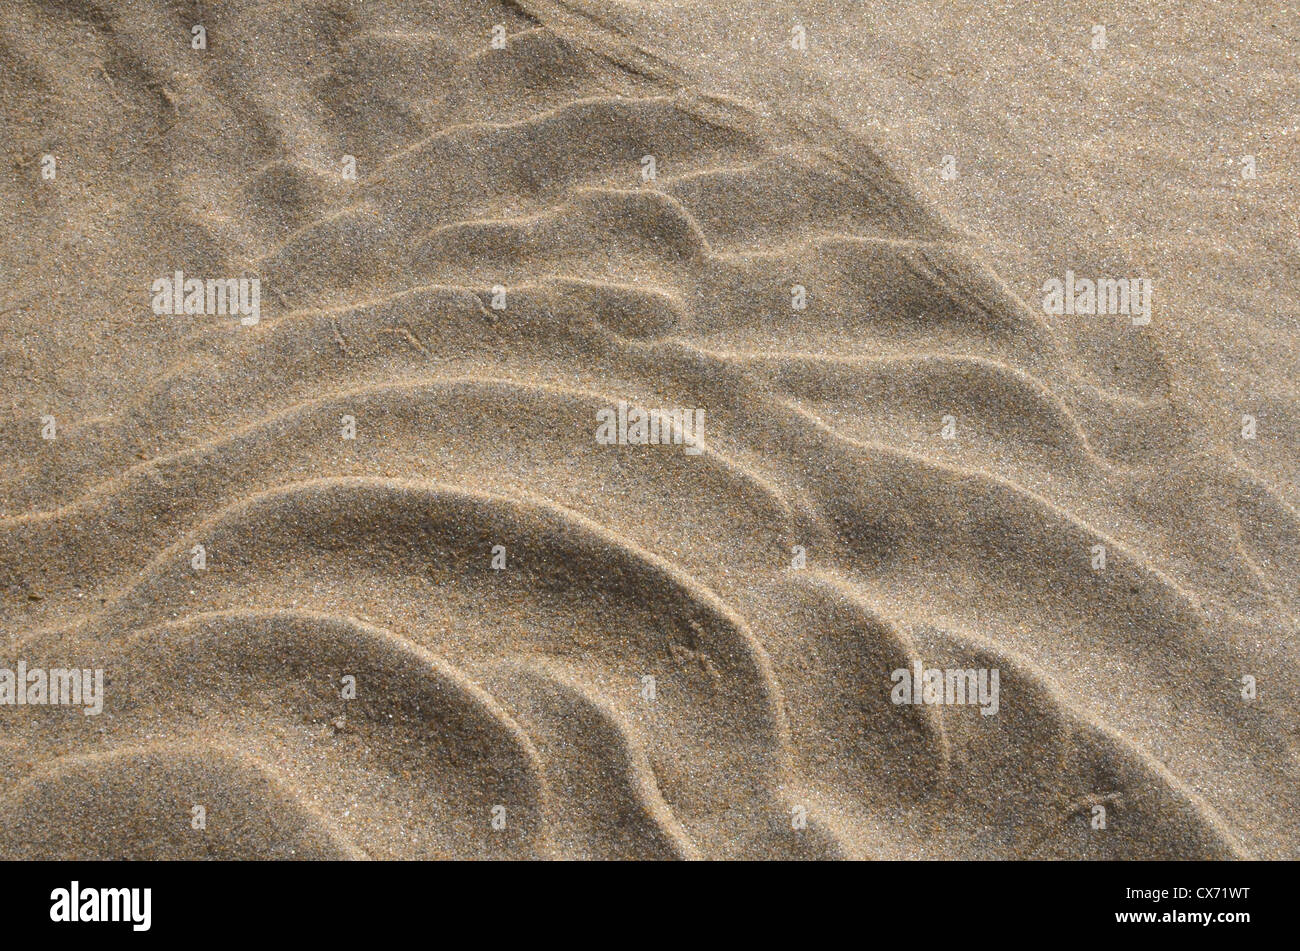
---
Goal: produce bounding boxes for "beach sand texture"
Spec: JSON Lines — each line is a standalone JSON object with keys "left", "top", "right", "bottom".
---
{"left": 0, "top": 0, "right": 1296, "bottom": 859}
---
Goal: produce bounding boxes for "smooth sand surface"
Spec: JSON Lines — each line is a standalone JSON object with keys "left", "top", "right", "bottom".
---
{"left": 0, "top": 0, "right": 1296, "bottom": 859}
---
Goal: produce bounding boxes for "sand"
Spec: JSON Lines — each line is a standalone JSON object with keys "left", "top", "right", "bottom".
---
{"left": 0, "top": 0, "right": 1296, "bottom": 860}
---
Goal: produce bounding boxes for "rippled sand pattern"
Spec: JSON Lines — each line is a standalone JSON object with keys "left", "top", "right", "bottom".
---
{"left": 1, "top": 0, "right": 1296, "bottom": 859}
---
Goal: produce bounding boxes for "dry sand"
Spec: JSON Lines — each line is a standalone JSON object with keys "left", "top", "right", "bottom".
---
{"left": 0, "top": 0, "right": 1296, "bottom": 859}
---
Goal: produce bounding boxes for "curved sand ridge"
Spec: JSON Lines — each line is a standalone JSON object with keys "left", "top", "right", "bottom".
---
{"left": 1, "top": 0, "right": 1296, "bottom": 859}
